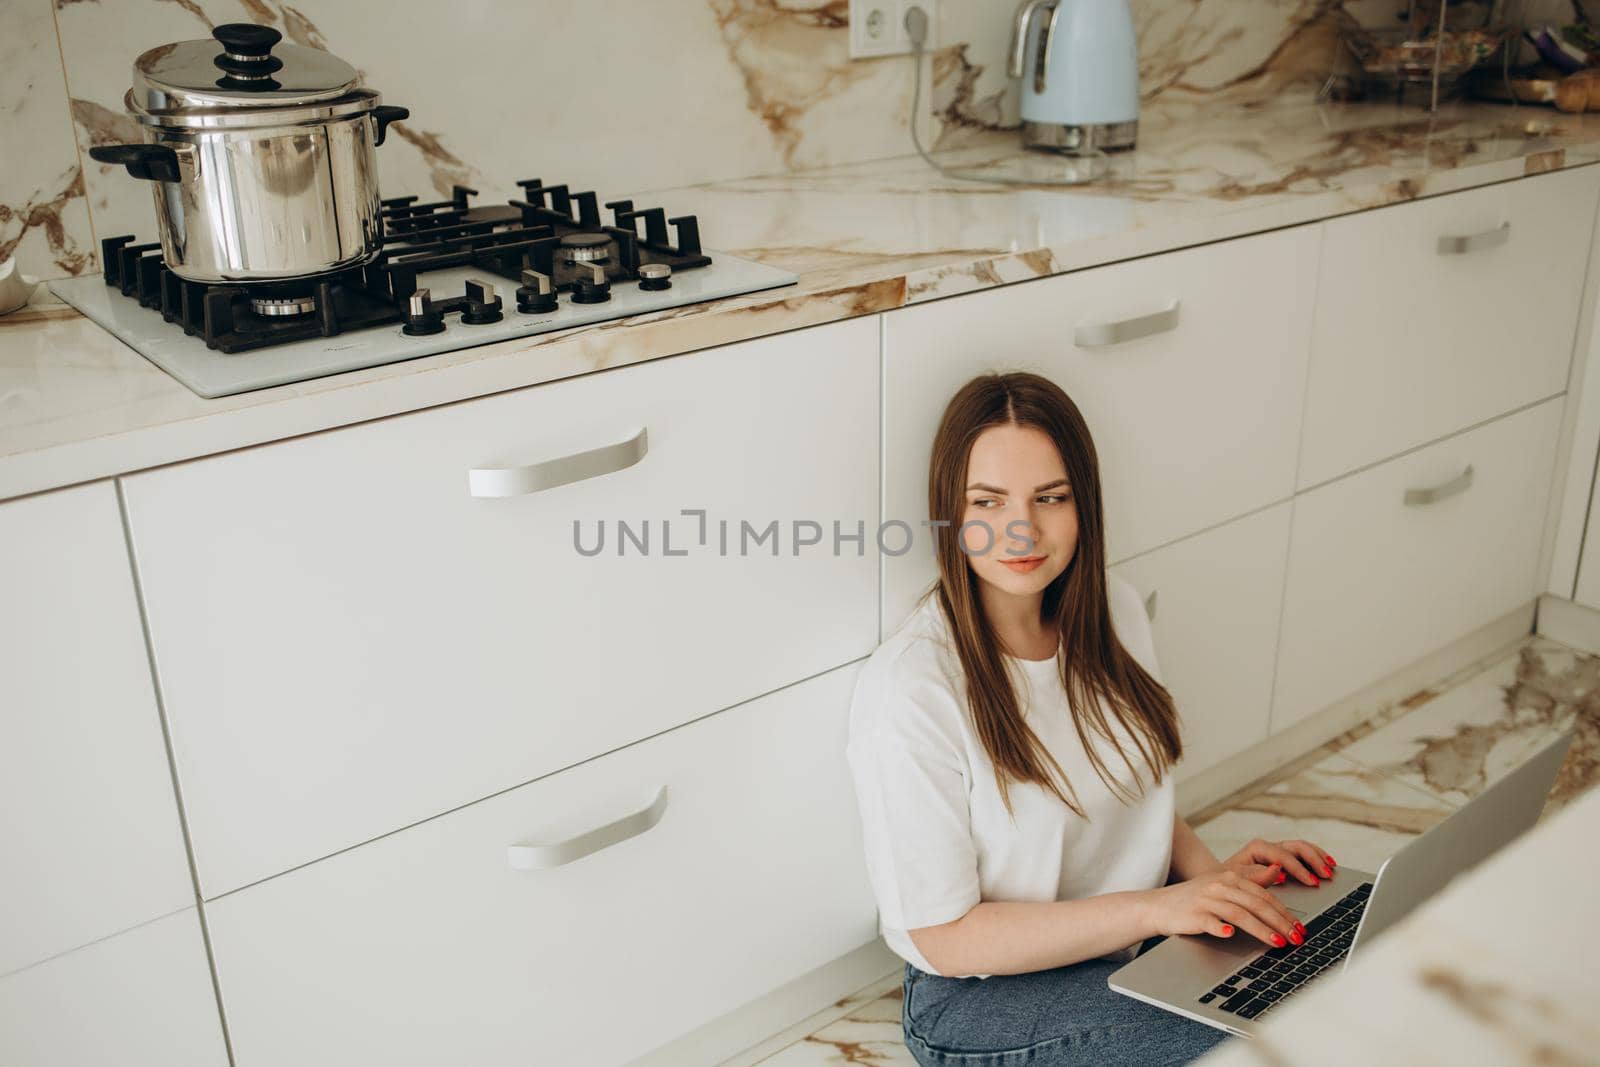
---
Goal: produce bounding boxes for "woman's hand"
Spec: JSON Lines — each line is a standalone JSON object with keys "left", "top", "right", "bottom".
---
{"left": 1221, "top": 837, "right": 1337, "bottom": 888}
{"left": 1144, "top": 869, "right": 1304, "bottom": 948}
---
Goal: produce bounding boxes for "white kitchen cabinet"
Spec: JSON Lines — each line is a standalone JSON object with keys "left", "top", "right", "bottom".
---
{"left": 122, "top": 316, "right": 880, "bottom": 899}
{"left": 1297, "top": 165, "right": 1599, "bottom": 490}
{"left": 0, "top": 908, "right": 226, "bottom": 1067}
{"left": 204, "top": 659, "right": 875, "bottom": 1067}
{"left": 0, "top": 481, "right": 195, "bottom": 977}
{"left": 1574, "top": 458, "right": 1600, "bottom": 608}
{"left": 881, "top": 224, "right": 1318, "bottom": 636}
{"left": 1110, "top": 501, "right": 1293, "bottom": 781}
{"left": 1274, "top": 397, "right": 1564, "bottom": 732}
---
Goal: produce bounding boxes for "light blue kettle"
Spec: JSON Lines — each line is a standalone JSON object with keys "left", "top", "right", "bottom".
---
{"left": 1008, "top": 0, "right": 1140, "bottom": 154}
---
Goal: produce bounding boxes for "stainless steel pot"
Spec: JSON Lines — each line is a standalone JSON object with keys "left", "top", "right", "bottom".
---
{"left": 89, "top": 23, "right": 408, "bottom": 284}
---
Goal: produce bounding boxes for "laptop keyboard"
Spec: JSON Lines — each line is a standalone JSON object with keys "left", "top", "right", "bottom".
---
{"left": 1196, "top": 881, "right": 1372, "bottom": 1022}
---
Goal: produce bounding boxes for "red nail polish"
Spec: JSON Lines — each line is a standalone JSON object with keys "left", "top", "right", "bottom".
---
{"left": 1322, "top": 867, "right": 1332, "bottom": 877}
{"left": 1309, "top": 875, "right": 1319, "bottom": 885}
{"left": 1327, "top": 856, "right": 1336, "bottom": 867}
{"left": 1276, "top": 872, "right": 1286, "bottom": 884}
{"left": 1294, "top": 922, "right": 1306, "bottom": 936}
{"left": 1290, "top": 930, "right": 1303, "bottom": 945}
{"left": 1272, "top": 933, "right": 1287, "bottom": 947}
{"left": 1221, "top": 924, "right": 1233, "bottom": 936}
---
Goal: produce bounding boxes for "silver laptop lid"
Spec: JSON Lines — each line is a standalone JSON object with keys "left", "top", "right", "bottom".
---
{"left": 1351, "top": 726, "right": 1576, "bottom": 959}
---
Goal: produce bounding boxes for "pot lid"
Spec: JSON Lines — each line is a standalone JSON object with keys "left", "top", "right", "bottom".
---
{"left": 132, "top": 23, "right": 362, "bottom": 112}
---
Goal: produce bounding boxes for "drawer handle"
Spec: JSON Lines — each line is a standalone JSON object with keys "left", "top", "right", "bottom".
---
{"left": 468, "top": 425, "right": 648, "bottom": 498}
{"left": 1436, "top": 222, "right": 1510, "bottom": 255}
{"left": 1403, "top": 464, "right": 1474, "bottom": 506}
{"left": 506, "top": 784, "right": 669, "bottom": 870}
{"left": 1074, "top": 299, "right": 1180, "bottom": 348}
{"left": 1144, "top": 588, "right": 1158, "bottom": 622}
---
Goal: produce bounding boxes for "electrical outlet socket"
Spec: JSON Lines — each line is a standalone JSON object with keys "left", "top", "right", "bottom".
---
{"left": 848, "top": 0, "right": 935, "bottom": 59}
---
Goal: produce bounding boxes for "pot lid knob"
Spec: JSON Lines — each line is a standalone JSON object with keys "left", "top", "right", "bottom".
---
{"left": 212, "top": 23, "right": 284, "bottom": 83}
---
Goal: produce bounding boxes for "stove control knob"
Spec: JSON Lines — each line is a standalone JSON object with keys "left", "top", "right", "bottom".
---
{"left": 402, "top": 288, "right": 446, "bottom": 336}
{"left": 638, "top": 262, "right": 672, "bottom": 292}
{"left": 571, "top": 262, "right": 612, "bottom": 304}
{"left": 516, "top": 269, "right": 559, "bottom": 314}
{"left": 461, "top": 278, "right": 504, "bottom": 325}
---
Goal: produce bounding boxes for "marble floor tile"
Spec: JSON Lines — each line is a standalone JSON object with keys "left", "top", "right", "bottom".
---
{"left": 722, "top": 972, "right": 911, "bottom": 1067}
{"left": 741, "top": 983, "right": 915, "bottom": 1066}
{"left": 1498, "top": 639, "right": 1600, "bottom": 824}
{"left": 1331, "top": 638, "right": 1591, "bottom": 812}
{"left": 1188, "top": 751, "right": 1456, "bottom": 878}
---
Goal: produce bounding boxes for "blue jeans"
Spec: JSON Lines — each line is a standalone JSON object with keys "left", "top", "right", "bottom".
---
{"left": 900, "top": 938, "right": 1236, "bottom": 1066}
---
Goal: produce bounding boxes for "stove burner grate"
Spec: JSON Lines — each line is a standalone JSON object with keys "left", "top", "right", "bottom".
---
{"left": 97, "top": 180, "right": 712, "bottom": 353}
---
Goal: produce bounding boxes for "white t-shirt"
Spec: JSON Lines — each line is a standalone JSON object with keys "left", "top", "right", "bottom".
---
{"left": 845, "top": 570, "right": 1176, "bottom": 979}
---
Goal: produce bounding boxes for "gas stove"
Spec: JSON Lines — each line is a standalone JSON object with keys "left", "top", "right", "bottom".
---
{"left": 48, "top": 180, "right": 797, "bottom": 399}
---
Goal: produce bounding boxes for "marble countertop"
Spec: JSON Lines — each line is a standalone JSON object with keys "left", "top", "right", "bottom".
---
{"left": 1193, "top": 775, "right": 1600, "bottom": 1066}
{"left": 5, "top": 88, "right": 1600, "bottom": 503}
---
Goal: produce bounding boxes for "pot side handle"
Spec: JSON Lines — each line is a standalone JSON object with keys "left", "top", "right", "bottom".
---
{"left": 89, "top": 144, "right": 182, "bottom": 183}
{"left": 372, "top": 106, "right": 410, "bottom": 147}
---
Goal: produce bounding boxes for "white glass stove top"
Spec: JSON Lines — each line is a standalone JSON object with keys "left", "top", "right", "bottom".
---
{"left": 51, "top": 253, "right": 798, "bottom": 399}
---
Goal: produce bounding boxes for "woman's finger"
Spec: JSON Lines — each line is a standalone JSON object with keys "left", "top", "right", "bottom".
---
{"left": 1251, "top": 862, "right": 1282, "bottom": 885}
{"left": 1269, "top": 842, "right": 1324, "bottom": 886}
{"left": 1286, "top": 841, "right": 1334, "bottom": 880}
{"left": 1228, "top": 858, "right": 1274, "bottom": 884}
{"left": 1308, "top": 844, "right": 1335, "bottom": 877}
{"left": 1208, "top": 899, "right": 1282, "bottom": 948}
{"left": 1222, "top": 880, "right": 1300, "bottom": 939}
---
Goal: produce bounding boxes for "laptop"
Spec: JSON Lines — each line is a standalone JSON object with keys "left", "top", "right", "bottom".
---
{"left": 1108, "top": 725, "right": 1576, "bottom": 1038}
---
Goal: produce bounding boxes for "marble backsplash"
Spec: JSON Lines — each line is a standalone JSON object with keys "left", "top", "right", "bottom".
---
{"left": 0, "top": 0, "right": 1573, "bottom": 283}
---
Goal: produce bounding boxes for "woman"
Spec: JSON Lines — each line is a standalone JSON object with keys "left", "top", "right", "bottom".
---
{"left": 846, "top": 372, "right": 1337, "bottom": 1066}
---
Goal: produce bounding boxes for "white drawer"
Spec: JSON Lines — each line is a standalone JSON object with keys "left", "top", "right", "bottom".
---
{"left": 1298, "top": 167, "right": 1599, "bottom": 489}
{"left": 0, "top": 482, "right": 193, "bottom": 976}
{"left": 1274, "top": 397, "right": 1564, "bottom": 731}
{"left": 882, "top": 224, "right": 1317, "bottom": 634}
{"left": 0, "top": 909, "right": 226, "bottom": 1067}
{"left": 121, "top": 316, "right": 880, "bottom": 897}
{"left": 204, "top": 660, "right": 876, "bottom": 1067}
{"left": 1110, "top": 501, "right": 1292, "bottom": 782}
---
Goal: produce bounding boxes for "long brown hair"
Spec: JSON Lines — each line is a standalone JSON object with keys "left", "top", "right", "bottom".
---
{"left": 920, "top": 371, "right": 1182, "bottom": 821}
